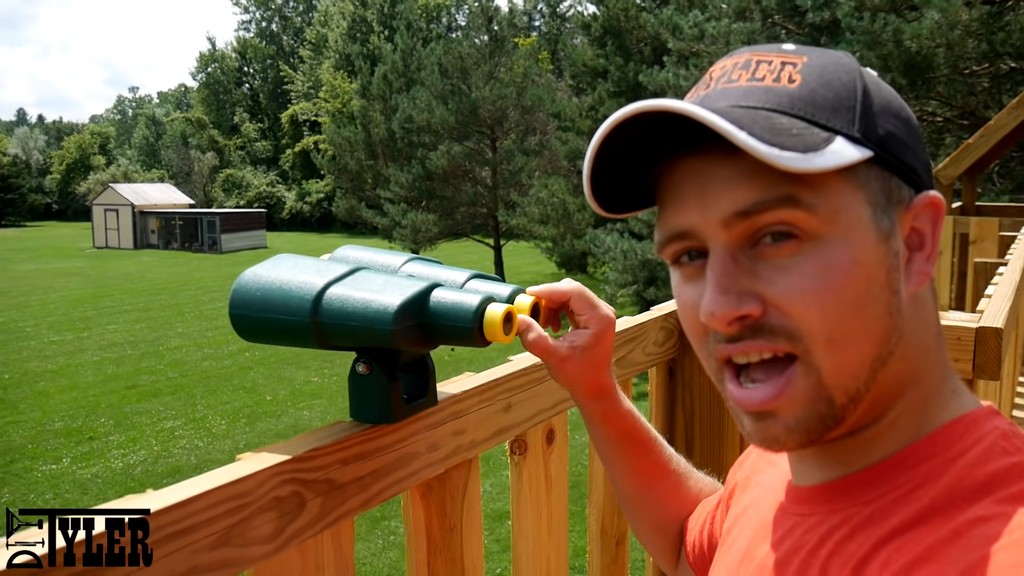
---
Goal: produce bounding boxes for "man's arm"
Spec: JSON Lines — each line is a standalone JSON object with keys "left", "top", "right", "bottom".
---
{"left": 516, "top": 279, "right": 722, "bottom": 575}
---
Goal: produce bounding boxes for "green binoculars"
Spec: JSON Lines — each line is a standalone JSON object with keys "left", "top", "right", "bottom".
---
{"left": 227, "top": 245, "right": 549, "bottom": 424}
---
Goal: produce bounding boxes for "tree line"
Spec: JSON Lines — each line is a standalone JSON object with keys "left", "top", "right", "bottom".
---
{"left": 2, "top": 0, "right": 1022, "bottom": 310}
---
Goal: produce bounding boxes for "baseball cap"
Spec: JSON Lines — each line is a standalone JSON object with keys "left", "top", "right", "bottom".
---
{"left": 583, "top": 43, "right": 935, "bottom": 219}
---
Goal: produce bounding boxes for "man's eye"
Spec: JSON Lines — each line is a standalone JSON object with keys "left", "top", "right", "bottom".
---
{"left": 676, "top": 249, "right": 708, "bottom": 265}
{"left": 759, "top": 230, "right": 797, "bottom": 245}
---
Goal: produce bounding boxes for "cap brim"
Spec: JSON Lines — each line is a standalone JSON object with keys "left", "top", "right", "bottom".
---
{"left": 583, "top": 99, "right": 875, "bottom": 219}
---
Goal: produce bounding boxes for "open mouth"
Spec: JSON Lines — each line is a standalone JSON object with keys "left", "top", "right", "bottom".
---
{"left": 729, "top": 352, "right": 798, "bottom": 388}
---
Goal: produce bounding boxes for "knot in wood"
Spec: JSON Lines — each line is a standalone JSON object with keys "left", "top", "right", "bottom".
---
{"left": 545, "top": 427, "right": 555, "bottom": 446}
{"left": 509, "top": 437, "right": 528, "bottom": 456}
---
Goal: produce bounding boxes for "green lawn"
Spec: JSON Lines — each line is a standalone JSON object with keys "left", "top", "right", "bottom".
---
{"left": 0, "top": 221, "right": 651, "bottom": 574}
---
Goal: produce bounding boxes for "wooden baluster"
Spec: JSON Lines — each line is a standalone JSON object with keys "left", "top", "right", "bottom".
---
{"left": 403, "top": 457, "right": 485, "bottom": 576}
{"left": 249, "top": 518, "right": 356, "bottom": 576}
{"left": 509, "top": 412, "right": 569, "bottom": 576}
{"left": 645, "top": 362, "right": 674, "bottom": 576}
{"left": 677, "top": 339, "right": 744, "bottom": 483}
{"left": 971, "top": 258, "right": 1007, "bottom": 312}
{"left": 587, "top": 377, "right": 634, "bottom": 576}
{"left": 937, "top": 215, "right": 955, "bottom": 311}
{"left": 966, "top": 217, "right": 1001, "bottom": 310}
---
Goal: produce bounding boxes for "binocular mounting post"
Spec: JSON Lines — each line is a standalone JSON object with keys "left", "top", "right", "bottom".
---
{"left": 347, "top": 348, "right": 439, "bottom": 424}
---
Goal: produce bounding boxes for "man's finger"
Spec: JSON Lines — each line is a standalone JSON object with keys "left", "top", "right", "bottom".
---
{"left": 516, "top": 314, "right": 559, "bottom": 362}
{"left": 527, "top": 279, "right": 613, "bottom": 329}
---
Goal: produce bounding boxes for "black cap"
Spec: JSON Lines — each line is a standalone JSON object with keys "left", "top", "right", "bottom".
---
{"left": 583, "top": 43, "right": 935, "bottom": 218}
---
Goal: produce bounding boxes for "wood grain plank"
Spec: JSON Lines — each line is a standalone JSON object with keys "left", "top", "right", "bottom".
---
{"left": 933, "top": 91, "right": 1024, "bottom": 187}
{"left": 937, "top": 215, "right": 955, "bottom": 311}
{"left": 644, "top": 362, "right": 673, "bottom": 576}
{"left": 403, "top": 457, "right": 485, "bottom": 576}
{"left": 940, "top": 315, "right": 979, "bottom": 382}
{"left": 248, "top": 517, "right": 355, "bottom": 576}
{"left": 976, "top": 229, "right": 1024, "bottom": 381}
{"left": 587, "top": 378, "right": 633, "bottom": 576}
{"left": 676, "top": 338, "right": 743, "bottom": 483}
{"left": 509, "top": 412, "right": 569, "bottom": 576}
{"left": 965, "top": 217, "right": 1000, "bottom": 309}
{"left": 972, "top": 258, "right": 1008, "bottom": 312}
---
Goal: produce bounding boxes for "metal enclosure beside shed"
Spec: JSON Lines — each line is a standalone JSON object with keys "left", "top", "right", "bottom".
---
{"left": 88, "top": 183, "right": 268, "bottom": 253}
{"left": 142, "top": 208, "right": 268, "bottom": 253}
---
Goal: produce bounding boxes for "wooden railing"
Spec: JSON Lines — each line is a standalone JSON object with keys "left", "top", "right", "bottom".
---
{"left": 937, "top": 220, "right": 1024, "bottom": 423}
{"left": 936, "top": 205, "right": 1024, "bottom": 313}
{"left": 5, "top": 228, "right": 1024, "bottom": 575}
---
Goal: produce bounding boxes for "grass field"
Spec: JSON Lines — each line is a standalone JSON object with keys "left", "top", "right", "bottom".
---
{"left": 1, "top": 221, "right": 653, "bottom": 574}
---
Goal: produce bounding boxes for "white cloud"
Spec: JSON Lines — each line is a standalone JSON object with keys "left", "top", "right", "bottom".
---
{"left": 0, "top": 0, "right": 240, "bottom": 122}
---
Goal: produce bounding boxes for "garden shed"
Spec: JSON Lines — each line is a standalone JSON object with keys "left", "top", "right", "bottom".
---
{"left": 90, "top": 183, "right": 193, "bottom": 249}
{"left": 88, "top": 183, "right": 268, "bottom": 253}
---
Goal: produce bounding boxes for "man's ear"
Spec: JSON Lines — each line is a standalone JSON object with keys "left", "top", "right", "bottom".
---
{"left": 900, "top": 190, "right": 947, "bottom": 294}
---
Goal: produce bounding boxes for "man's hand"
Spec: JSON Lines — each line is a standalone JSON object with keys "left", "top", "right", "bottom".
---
{"left": 516, "top": 278, "right": 618, "bottom": 401}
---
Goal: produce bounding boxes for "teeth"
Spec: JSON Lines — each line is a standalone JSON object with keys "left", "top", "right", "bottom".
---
{"left": 730, "top": 351, "right": 782, "bottom": 365}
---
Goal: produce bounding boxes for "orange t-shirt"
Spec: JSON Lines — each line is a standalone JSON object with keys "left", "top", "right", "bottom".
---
{"left": 684, "top": 405, "right": 1024, "bottom": 574}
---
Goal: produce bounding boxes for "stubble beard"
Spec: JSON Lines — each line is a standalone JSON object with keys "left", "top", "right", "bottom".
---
{"left": 724, "top": 245, "right": 906, "bottom": 453}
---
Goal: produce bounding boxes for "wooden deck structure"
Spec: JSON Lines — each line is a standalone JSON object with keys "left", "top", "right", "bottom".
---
{"left": 932, "top": 90, "right": 1024, "bottom": 425}
{"left": 3, "top": 93, "right": 1023, "bottom": 575}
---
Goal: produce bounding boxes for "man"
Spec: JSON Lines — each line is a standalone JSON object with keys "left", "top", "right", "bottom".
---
{"left": 516, "top": 43, "right": 1024, "bottom": 574}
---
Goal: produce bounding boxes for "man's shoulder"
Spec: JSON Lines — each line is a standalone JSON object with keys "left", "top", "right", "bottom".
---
{"left": 962, "top": 405, "right": 1024, "bottom": 462}
{"left": 721, "top": 442, "right": 790, "bottom": 485}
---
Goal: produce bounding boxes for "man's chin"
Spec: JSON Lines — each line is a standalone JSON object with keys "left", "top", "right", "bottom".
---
{"left": 735, "top": 411, "right": 828, "bottom": 453}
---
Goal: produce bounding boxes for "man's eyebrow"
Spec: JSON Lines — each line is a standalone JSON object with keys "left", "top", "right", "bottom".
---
{"left": 724, "top": 193, "right": 817, "bottom": 227}
{"left": 653, "top": 193, "right": 817, "bottom": 256}
{"left": 653, "top": 229, "right": 699, "bottom": 257}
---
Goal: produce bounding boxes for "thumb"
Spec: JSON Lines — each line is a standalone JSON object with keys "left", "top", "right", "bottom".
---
{"left": 516, "top": 314, "right": 559, "bottom": 362}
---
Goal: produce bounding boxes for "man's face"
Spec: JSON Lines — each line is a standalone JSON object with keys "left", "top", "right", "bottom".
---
{"left": 653, "top": 148, "right": 905, "bottom": 452}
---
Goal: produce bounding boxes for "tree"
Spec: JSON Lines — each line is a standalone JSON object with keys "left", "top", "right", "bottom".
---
{"left": 8, "top": 126, "right": 48, "bottom": 177}
{"left": 47, "top": 124, "right": 116, "bottom": 219}
{"left": 320, "top": 0, "right": 570, "bottom": 277}
{"left": 0, "top": 133, "right": 44, "bottom": 225}
{"left": 75, "top": 159, "right": 167, "bottom": 205}
{"left": 231, "top": 0, "right": 319, "bottom": 168}
{"left": 192, "top": 36, "right": 246, "bottom": 141}
{"left": 101, "top": 86, "right": 155, "bottom": 157}
{"left": 213, "top": 167, "right": 289, "bottom": 228}
{"left": 6, "top": 126, "right": 50, "bottom": 222}
{"left": 13, "top": 107, "right": 30, "bottom": 128}
{"left": 160, "top": 113, "right": 228, "bottom": 207}
{"left": 419, "top": 3, "right": 569, "bottom": 279}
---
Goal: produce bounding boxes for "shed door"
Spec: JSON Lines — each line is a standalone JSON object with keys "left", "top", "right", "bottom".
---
{"left": 205, "top": 217, "right": 219, "bottom": 252}
{"left": 104, "top": 209, "right": 120, "bottom": 248}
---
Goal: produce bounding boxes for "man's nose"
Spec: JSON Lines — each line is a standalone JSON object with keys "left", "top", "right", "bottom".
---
{"left": 699, "top": 252, "right": 764, "bottom": 334}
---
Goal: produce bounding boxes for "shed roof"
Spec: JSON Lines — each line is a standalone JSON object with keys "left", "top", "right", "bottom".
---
{"left": 141, "top": 208, "right": 266, "bottom": 215}
{"left": 102, "top": 183, "right": 195, "bottom": 206}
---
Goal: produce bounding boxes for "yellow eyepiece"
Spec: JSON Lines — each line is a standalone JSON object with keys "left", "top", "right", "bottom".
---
{"left": 482, "top": 302, "right": 518, "bottom": 344}
{"left": 513, "top": 293, "right": 548, "bottom": 326}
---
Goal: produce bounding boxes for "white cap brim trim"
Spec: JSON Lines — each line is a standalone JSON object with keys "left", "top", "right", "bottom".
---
{"left": 583, "top": 98, "right": 876, "bottom": 219}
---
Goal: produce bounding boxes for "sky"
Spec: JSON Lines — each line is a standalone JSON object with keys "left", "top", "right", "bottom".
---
{"left": 0, "top": 0, "right": 241, "bottom": 123}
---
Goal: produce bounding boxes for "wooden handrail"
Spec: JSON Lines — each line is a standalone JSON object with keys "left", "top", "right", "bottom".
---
{"left": 1, "top": 306, "right": 682, "bottom": 575}
{"left": 972, "top": 229, "right": 1024, "bottom": 415}
{"left": 5, "top": 258, "right": 1023, "bottom": 574}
